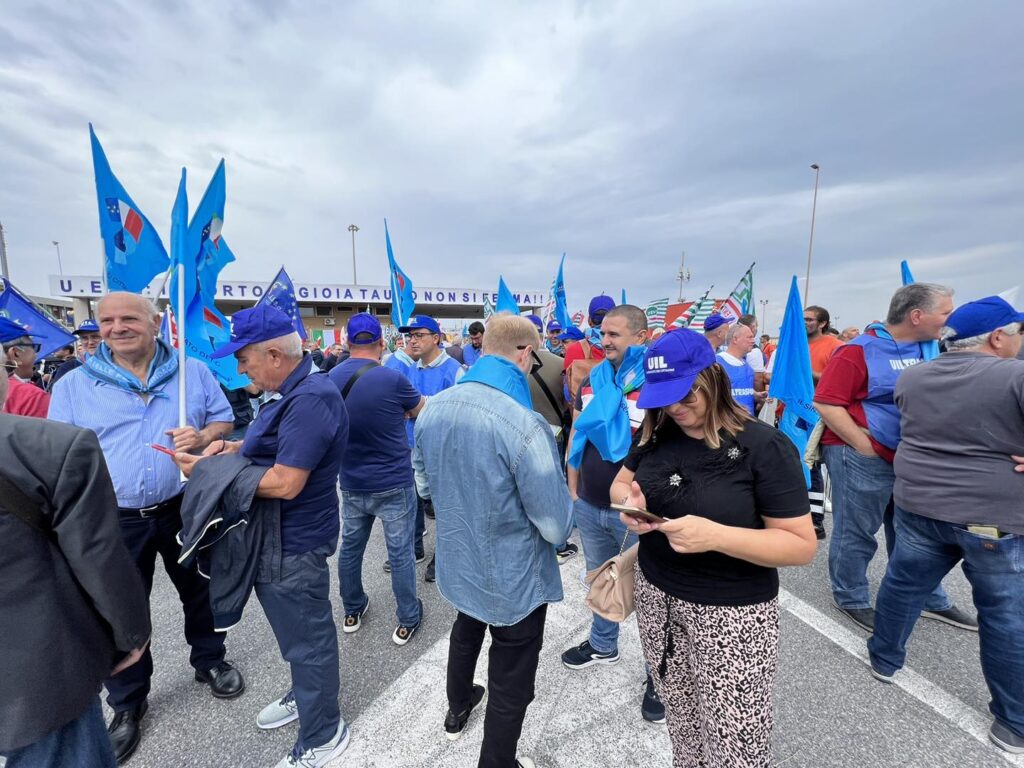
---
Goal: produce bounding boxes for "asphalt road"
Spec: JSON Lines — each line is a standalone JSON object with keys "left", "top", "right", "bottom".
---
{"left": 114, "top": 510, "right": 1020, "bottom": 768}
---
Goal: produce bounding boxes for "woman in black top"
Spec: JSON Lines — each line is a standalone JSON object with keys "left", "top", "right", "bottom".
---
{"left": 611, "top": 328, "right": 816, "bottom": 768}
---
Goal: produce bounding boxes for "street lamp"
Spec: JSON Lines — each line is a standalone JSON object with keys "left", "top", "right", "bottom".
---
{"left": 347, "top": 224, "right": 359, "bottom": 284}
{"left": 804, "top": 163, "right": 820, "bottom": 306}
{"left": 759, "top": 299, "right": 768, "bottom": 332}
{"left": 52, "top": 240, "right": 63, "bottom": 275}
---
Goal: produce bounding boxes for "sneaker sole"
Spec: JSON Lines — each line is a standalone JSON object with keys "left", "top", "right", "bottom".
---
{"left": 869, "top": 667, "right": 895, "bottom": 684}
{"left": 393, "top": 624, "right": 420, "bottom": 646}
{"left": 313, "top": 724, "right": 351, "bottom": 763}
{"left": 562, "top": 654, "right": 620, "bottom": 670}
{"left": 990, "top": 730, "right": 1024, "bottom": 754}
{"left": 256, "top": 710, "right": 299, "bottom": 730}
{"left": 920, "top": 610, "right": 979, "bottom": 632}
{"left": 643, "top": 714, "right": 667, "bottom": 724}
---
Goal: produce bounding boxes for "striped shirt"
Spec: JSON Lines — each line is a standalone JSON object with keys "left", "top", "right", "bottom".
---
{"left": 48, "top": 359, "right": 233, "bottom": 508}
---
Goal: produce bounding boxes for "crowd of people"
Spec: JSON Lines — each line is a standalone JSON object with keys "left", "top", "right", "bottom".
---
{"left": 1, "top": 281, "right": 1022, "bottom": 768}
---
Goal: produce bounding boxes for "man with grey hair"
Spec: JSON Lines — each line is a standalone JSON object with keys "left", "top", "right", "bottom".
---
{"left": 717, "top": 321, "right": 759, "bottom": 414}
{"left": 868, "top": 296, "right": 1024, "bottom": 754}
{"left": 176, "top": 303, "right": 351, "bottom": 767}
{"left": 48, "top": 291, "right": 239, "bottom": 764}
{"left": 815, "top": 283, "right": 975, "bottom": 633}
{"left": 413, "top": 314, "right": 573, "bottom": 767}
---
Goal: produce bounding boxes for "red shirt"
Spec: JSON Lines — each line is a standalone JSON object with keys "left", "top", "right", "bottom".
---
{"left": 814, "top": 338, "right": 896, "bottom": 463}
{"left": 3, "top": 378, "right": 51, "bottom": 419}
{"left": 562, "top": 339, "right": 605, "bottom": 372}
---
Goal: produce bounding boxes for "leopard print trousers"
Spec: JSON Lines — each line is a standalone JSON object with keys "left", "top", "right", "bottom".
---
{"left": 634, "top": 563, "right": 780, "bottom": 768}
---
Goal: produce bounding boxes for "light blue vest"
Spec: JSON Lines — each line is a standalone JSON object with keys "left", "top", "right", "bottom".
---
{"left": 716, "top": 353, "right": 756, "bottom": 415}
{"left": 848, "top": 333, "right": 925, "bottom": 449}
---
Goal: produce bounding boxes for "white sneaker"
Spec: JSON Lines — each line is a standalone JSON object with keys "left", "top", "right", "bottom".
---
{"left": 257, "top": 690, "right": 299, "bottom": 730}
{"left": 517, "top": 758, "right": 538, "bottom": 768}
{"left": 275, "top": 722, "right": 350, "bottom": 767}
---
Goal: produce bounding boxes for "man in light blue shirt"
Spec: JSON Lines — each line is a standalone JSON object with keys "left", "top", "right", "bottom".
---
{"left": 48, "top": 292, "right": 239, "bottom": 763}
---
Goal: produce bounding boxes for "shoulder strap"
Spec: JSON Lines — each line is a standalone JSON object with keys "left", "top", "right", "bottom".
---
{"left": 0, "top": 471, "right": 49, "bottom": 532}
{"left": 341, "top": 362, "right": 379, "bottom": 400}
{"left": 531, "top": 370, "right": 570, "bottom": 429}
{"left": 581, "top": 339, "right": 593, "bottom": 360}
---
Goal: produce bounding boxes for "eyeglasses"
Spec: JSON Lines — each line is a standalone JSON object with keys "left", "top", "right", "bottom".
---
{"left": 405, "top": 331, "right": 435, "bottom": 340}
{"left": 3, "top": 342, "right": 41, "bottom": 353}
{"left": 681, "top": 386, "right": 702, "bottom": 405}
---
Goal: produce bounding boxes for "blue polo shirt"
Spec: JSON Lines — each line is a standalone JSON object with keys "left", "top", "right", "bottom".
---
{"left": 242, "top": 355, "right": 348, "bottom": 553}
{"left": 329, "top": 357, "right": 422, "bottom": 493}
{"left": 463, "top": 344, "right": 483, "bottom": 367}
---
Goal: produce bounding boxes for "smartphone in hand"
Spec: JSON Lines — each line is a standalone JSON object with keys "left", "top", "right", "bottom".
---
{"left": 610, "top": 503, "right": 665, "bottom": 524}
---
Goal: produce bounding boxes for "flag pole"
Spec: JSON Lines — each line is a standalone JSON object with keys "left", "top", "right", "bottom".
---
{"left": 176, "top": 262, "right": 186, "bottom": 430}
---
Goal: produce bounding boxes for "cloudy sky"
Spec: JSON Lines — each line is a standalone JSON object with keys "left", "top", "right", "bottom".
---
{"left": 1, "top": 0, "right": 1022, "bottom": 331}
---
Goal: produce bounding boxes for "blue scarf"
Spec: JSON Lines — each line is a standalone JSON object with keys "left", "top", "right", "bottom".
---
{"left": 83, "top": 338, "right": 179, "bottom": 397}
{"left": 458, "top": 354, "right": 533, "bottom": 410}
{"left": 865, "top": 323, "right": 939, "bottom": 361}
{"left": 567, "top": 345, "right": 647, "bottom": 468}
{"left": 584, "top": 327, "right": 602, "bottom": 348}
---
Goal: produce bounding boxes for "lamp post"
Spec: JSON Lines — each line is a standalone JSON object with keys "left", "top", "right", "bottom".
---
{"left": 52, "top": 240, "right": 63, "bottom": 275}
{"left": 804, "top": 163, "right": 820, "bottom": 306}
{"left": 676, "top": 251, "right": 691, "bottom": 302}
{"left": 347, "top": 224, "right": 359, "bottom": 284}
{"left": 759, "top": 298, "right": 768, "bottom": 332}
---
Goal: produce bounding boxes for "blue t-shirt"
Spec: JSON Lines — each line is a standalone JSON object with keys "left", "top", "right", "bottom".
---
{"left": 242, "top": 356, "right": 348, "bottom": 553}
{"left": 329, "top": 357, "right": 422, "bottom": 493}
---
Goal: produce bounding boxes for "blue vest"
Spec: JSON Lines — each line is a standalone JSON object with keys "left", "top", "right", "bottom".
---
{"left": 716, "top": 353, "right": 756, "bottom": 415}
{"left": 406, "top": 353, "right": 464, "bottom": 446}
{"left": 849, "top": 333, "right": 925, "bottom": 449}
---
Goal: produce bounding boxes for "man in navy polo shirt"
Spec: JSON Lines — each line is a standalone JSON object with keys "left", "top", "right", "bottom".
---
{"left": 329, "top": 314, "right": 426, "bottom": 645}
{"left": 180, "top": 305, "right": 350, "bottom": 768}
{"left": 396, "top": 314, "right": 465, "bottom": 583}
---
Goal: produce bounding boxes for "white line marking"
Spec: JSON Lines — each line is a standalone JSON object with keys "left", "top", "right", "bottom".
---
{"left": 778, "top": 588, "right": 1024, "bottom": 766}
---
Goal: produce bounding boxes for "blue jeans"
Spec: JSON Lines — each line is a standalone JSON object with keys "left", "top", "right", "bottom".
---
{"left": 869, "top": 507, "right": 1024, "bottom": 738}
{"left": 575, "top": 497, "right": 638, "bottom": 653}
{"left": 1, "top": 698, "right": 115, "bottom": 768}
{"left": 256, "top": 543, "right": 342, "bottom": 751}
{"left": 340, "top": 486, "right": 421, "bottom": 626}
{"left": 822, "top": 445, "right": 950, "bottom": 611}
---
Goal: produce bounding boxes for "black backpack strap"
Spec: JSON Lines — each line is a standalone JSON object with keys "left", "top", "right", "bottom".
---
{"left": 0, "top": 471, "right": 49, "bottom": 532}
{"left": 531, "top": 370, "right": 570, "bottom": 431}
{"left": 341, "top": 362, "right": 379, "bottom": 400}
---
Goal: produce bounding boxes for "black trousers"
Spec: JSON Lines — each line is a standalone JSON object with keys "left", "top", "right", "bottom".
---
{"left": 105, "top": 504, "right": 225, "bottom": 712}
{"left": 447, "top": 604, "right": 547, "bottom": 768}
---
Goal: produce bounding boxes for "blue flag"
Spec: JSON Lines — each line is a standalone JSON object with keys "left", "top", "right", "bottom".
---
{"left": 170, "top": 167, "right": 248, "bottom": 389}
{"left": 900, "top": 260, "right": 940, "bottom": 361}
{"left": 496, "top": 276, "right": 519, "bottom": 314}
{"left": 552, "top": 253, "right": 571, "bottom": 330}
{"left": 386, "top": 220, "right": 415, "bottom": 328}
{"left": 0, "top": 277, "right": 76, "bottom": 358}
{"left": 768, "top": 276, "right": 819, "bottom": 487}
{"left": 89, "top": 124, "right": 170, "bottom": 292}
{"left": 257, "top": 267, "right": 306, "bottom": 340}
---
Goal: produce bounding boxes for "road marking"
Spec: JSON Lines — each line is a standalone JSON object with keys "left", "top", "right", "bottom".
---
{"left": 778, "top": 588, "right": 1024, "bottom": 766}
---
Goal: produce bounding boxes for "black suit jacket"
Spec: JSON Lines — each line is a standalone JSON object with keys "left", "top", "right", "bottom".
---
{"left": 0, "top": 414, "right": 150, "bottom": 751}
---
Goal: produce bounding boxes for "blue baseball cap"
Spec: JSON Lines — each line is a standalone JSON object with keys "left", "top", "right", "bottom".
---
{"left": 347, "top": 313, "right": 382, "bottom": 344}
{"left": 589, "top": 295, "right": 615, "bottom": 320}
{"left": 637, "top": 328, "right": 717, "bottom": 409}
{"left": 74, "top": 319, "right": 100, "bottom": 335}
{"left": 558, "top": 326, "right": 585, "bottom": 341}
{"left": 944, "top": 296, "right": 1024, "bottom": 341}
{"left": 526, "top": 314, "right": 543, "bottom": 331}
{"left": 211, "top": 304, "right": 297, "bottom": 359}
{"left": 398, "top": 315, "right": 441, "bottom": 335}
{"left": 703, "top": 313, "right": 732, "bottom": 333}
{"left": 0, "top": 317, "right": 37, "bottom": 344}
{"left": 547, "top": 320, "right": 562, "bottom": 333}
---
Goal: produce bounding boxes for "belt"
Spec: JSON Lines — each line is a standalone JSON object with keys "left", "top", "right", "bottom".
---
{"left": 118, "top": 493, "right": 184, "bottom": 519}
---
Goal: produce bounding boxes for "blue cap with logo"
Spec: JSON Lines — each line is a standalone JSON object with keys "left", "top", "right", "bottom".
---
{"left": 74, "top": 319, "right": 100, "bottom": 335}
{"left": 558, "top": 326, "right": 585, "bottom": 341}
{"left": 703, "top": 313, "right": 732, "bottom": 333}
{"left": 547, "top": 320, "right": 562, "bottom": 333}
{"left": 637, "top": 328, "right": 718, "bottom": 409}
{"left": 589, "top": 295, "right": 615, "bottom": 320}
{"left": 525, "top": 314, "right": 543, "bottom": 331}
{"left": 0, "top": 317, "right": 37, "bottom": 344}
{"left": 398, "top": 315, "right": 441, "bottom": 335}
{"left": 211, "top": 304, "right": 297, "bottom": 359}
{"left": 944, "top": 296, "right": 1024, "bottom": 341}
{"left": 347, "top": 313, "right": 382, "bottom": 344}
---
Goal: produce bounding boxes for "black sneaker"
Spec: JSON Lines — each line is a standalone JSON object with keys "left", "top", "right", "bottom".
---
{"left": 921, "top": 605, "right": 979, "bottom": 631}
{"left": 444, "top": 683, "right": 485, "bottom": 741}
{"left": 561, "top": 640, "right": 619, "bottom": 670}
{"left": 812, "top": 513, "right": 826, "bottom": 540}
{"left": 425, "top": 555, "right": 436, "bottom": 583}
{"left": 383, "top": 554, "right": 425, "bottom": 574}
{"left": 555, "top": 543, "right": 579, "bottom": 565}
{"left": 393, "top": 599, "right": 423, "bottom": 646}
{"left": 990, "top": 720, "right": 1024, "bottom": 754}
{"left": 641, "top": 676, "right": 666, "bottom": 723}
{"left": 342, "top": 596, "right": 370, "bottom": 634}
{"left": 832, "top": 601, "right": 874, "bottom": 631}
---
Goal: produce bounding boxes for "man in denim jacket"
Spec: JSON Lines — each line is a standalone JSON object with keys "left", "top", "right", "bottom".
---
{"left": 413, "top": 314, "right": 573, "bottom": 768}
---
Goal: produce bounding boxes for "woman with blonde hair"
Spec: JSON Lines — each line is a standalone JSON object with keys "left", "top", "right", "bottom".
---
{"left": 611, "top": 328, "right": 817, "bottom": 768}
